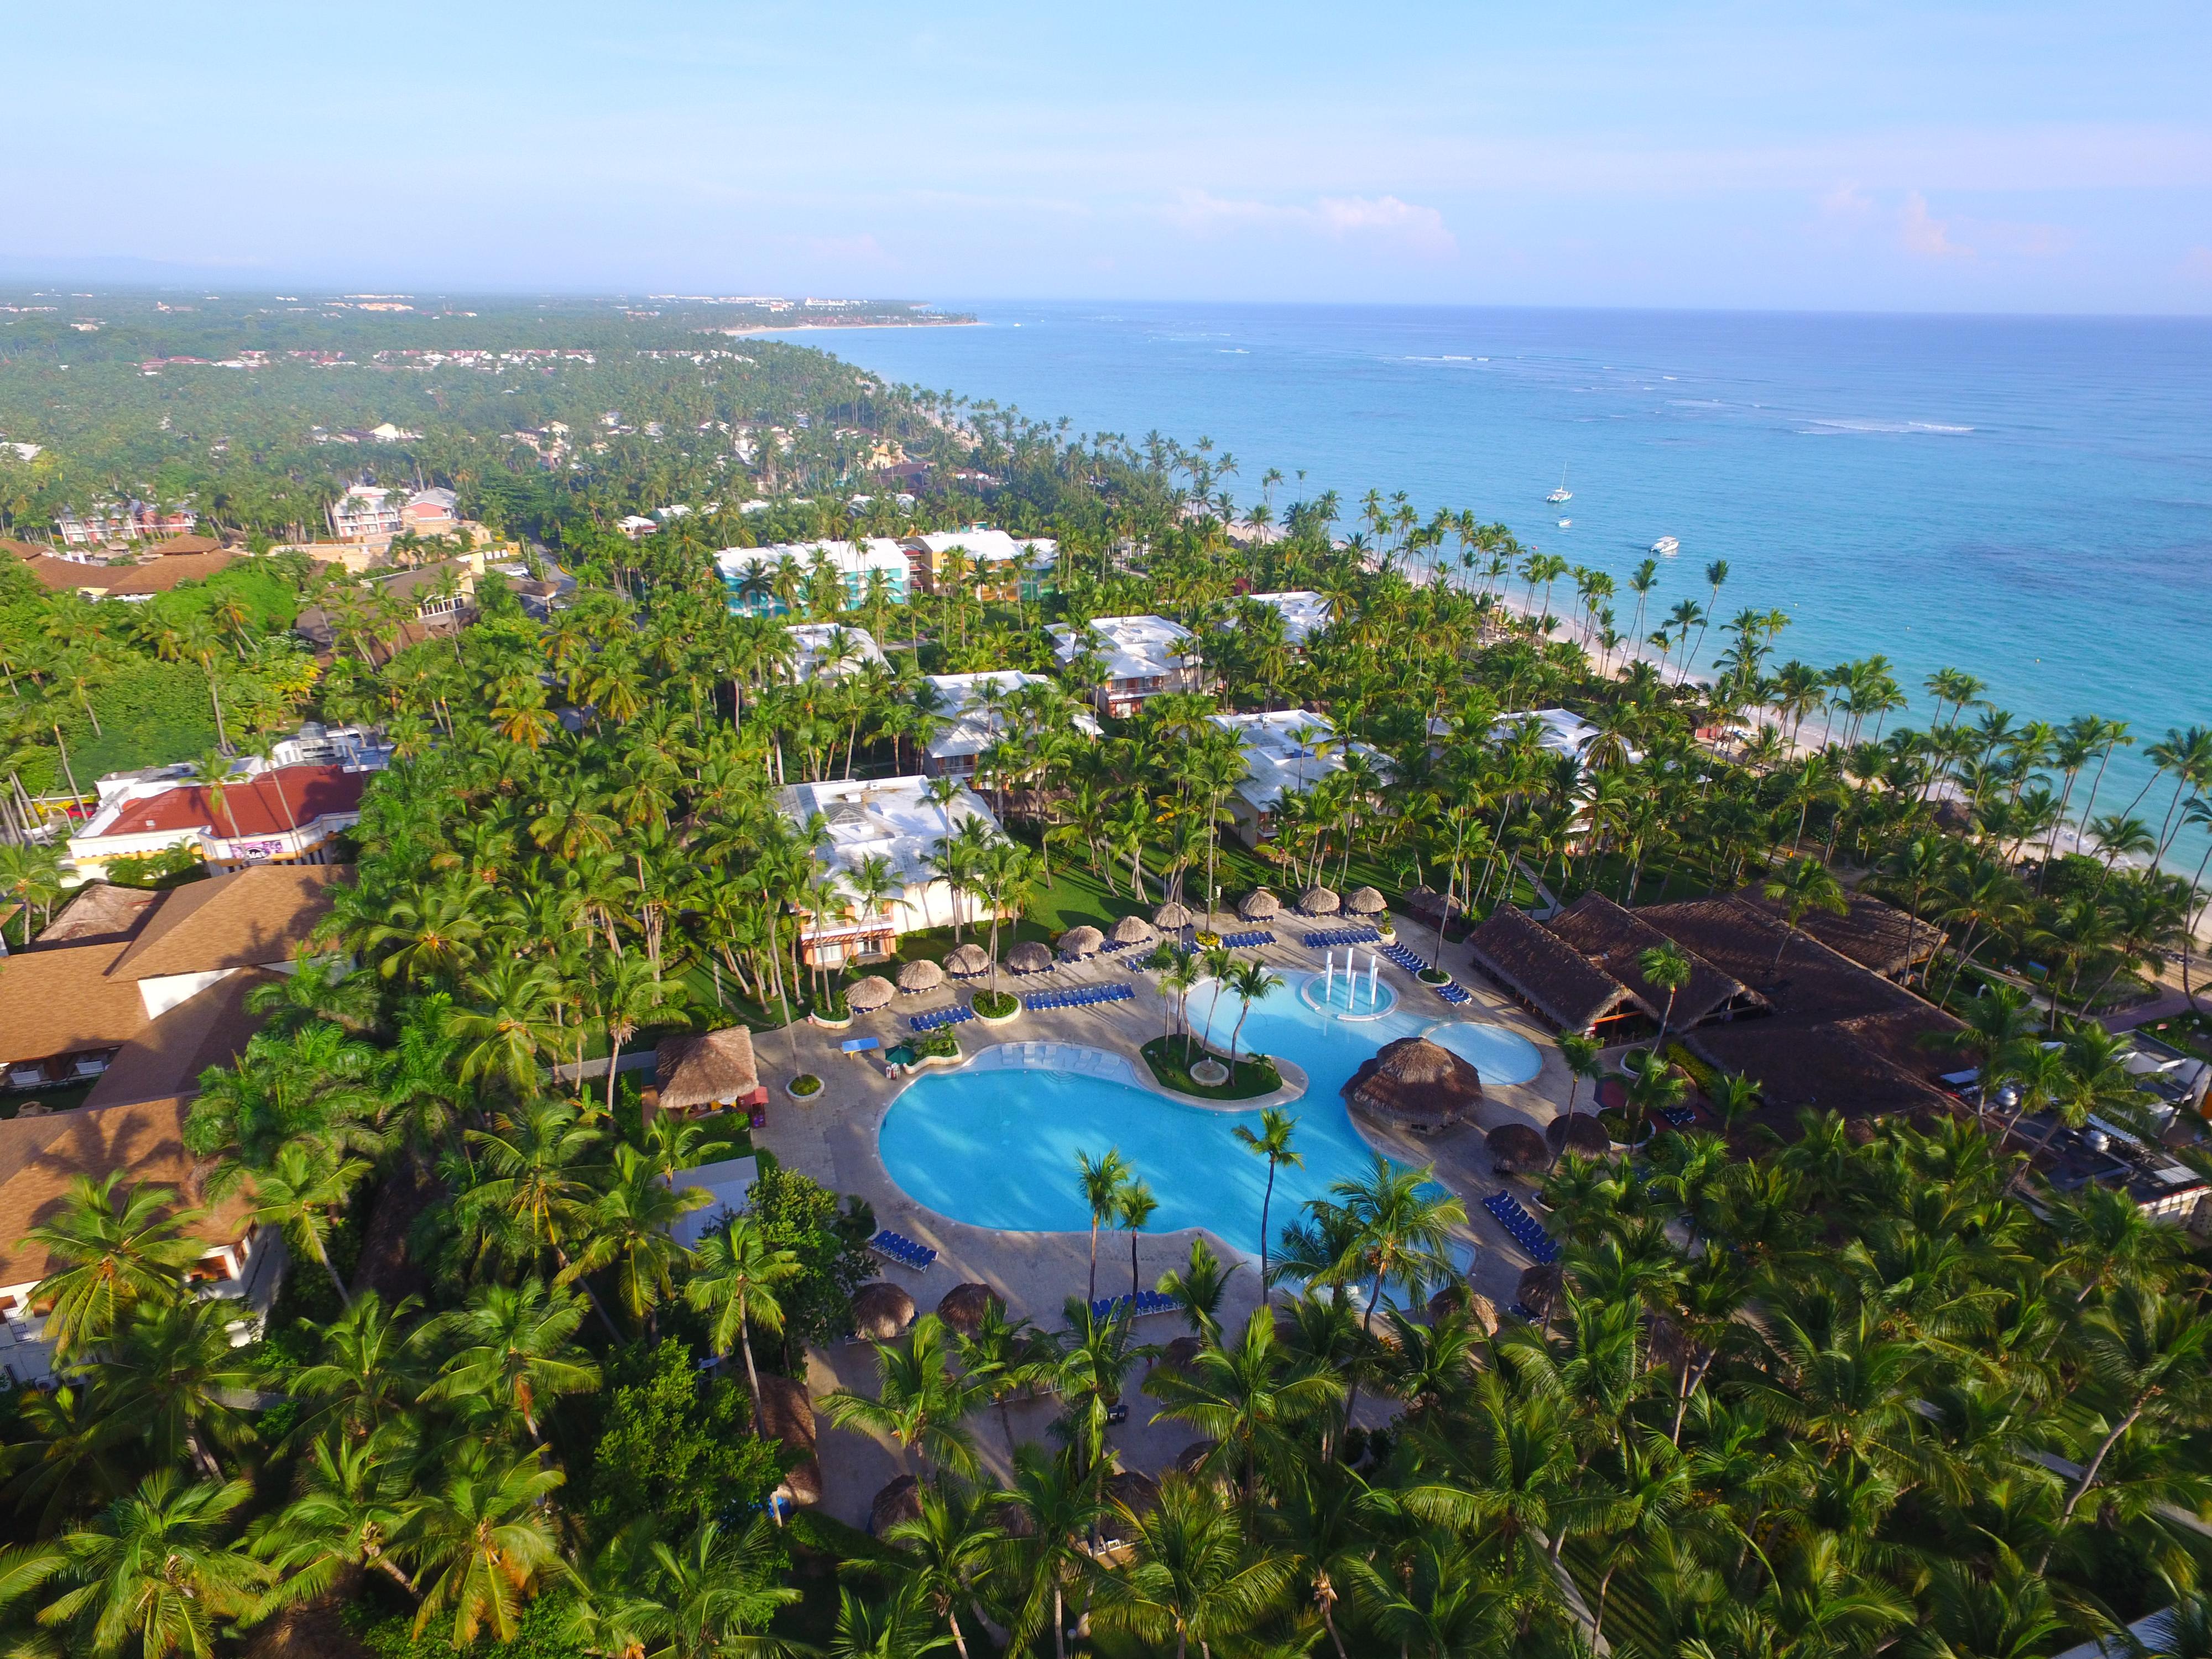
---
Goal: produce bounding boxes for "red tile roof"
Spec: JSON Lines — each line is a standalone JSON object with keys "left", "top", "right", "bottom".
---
{"left": 102, "top": 766, "right": 367, "bottom": 840}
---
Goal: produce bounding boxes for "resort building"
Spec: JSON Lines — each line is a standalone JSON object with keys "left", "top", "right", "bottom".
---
{"left": 1240, "top": 590, "right": 1334, "bottom": 646}
{"left": 54, "top": 551, "right": 239, "bottom": 602}
{"left": 0, "top": 1097, "right": 287, "bottom": 1381}
{"left": 1492, "top": 708, "right": 1642, "bottom": 766}
{"left": 67, "top": 760, "right": 377, "bottom": 879}
{"left": 900, "top": 529, "right": 1055, "bottom": 603}
{"left": 1048, "top": 615, "right": 1207, "bottom": 718}
{"left": 917, "top": 671, "right": 1101, "bottom": 779}
{"left": 0, "top": 863, "right": 349, "bottom": 1105}
{"left": 1207, "top": 708, "right": 1394, "bottom": 846}
{"left": 784, "top": 624, "right": 888, "bottom": 681}
{"left": 716, "top": 540, "right": 912, "bottom": 615}
{"left": 775, "top": 776, "right": 1005, "bottom": 967}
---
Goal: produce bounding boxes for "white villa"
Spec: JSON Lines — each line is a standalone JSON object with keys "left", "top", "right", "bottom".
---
{"left": 919, "top": 672, "right": 1100, "bottom": 779}
{"left": 1209, "top": 708, "right": 1394, "bottom": 847}
{"left": 776, "top": 776, "right": 1006, "bottom": 967}
{"left": 1048, "top": 615, "right": 1207, "bottom": 718}
{"left": 1491, "top": 707, "right": 1642, "bottom": 766}
{"left": 784, "top": 624, "right": 888, "bottom": 681}
{"left": 1241, "top": 590, "right": 1334, "bottom": 646}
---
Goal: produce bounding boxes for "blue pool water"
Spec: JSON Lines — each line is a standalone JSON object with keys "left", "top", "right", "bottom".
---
{"left": 877, "top": 972, "right": 1545, "bottom": 1250}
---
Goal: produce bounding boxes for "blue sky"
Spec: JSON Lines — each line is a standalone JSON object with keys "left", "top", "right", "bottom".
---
{"left": 9, "top": 1, "right": 2211, "bottom": 311}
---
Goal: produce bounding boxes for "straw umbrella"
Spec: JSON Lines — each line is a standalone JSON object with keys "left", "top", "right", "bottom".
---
{"left": 1153, "top": 900, "right": 1193, "bottom": 932}
{"left": 1346, "top": 886, "right": 1388, "bottom": 917}
{"left": 851, "top": 1282, "right": 916, "bottom": 1340}
{"left": 1486, "top": 1122, "right": 1548, "bottom": 1175}
{"left": 1341, "top": 1036, "right": 1483, "bottom": 1133}
{"left": 1238, "top": 888, "right": 1281, "bottom": 922}
{"left": 1006, "top": 940, "right": 1052, "bottom": 975}
{"left": 936, "top": 1282, "right": 1000, "bottom": 1337}
{"left": 847, "top": 975, "right": 895, "bottom": 1014}
{"left": 1060, "top": 925, "right": 1104, "bottom": 960}
{"left": 896, "top": 958, "right": 945, "bottom": 994}
{"left": 1546, "top": 1112, "right": 1613, "bottom": 1159}
{"left": 871, "top": 1474, "right": 922, "bottom": 1537}
{"left": 1517, "top": 1262, "right": 1563, "bottom": 1317}
{"left": 1300, "top": 885, "right": 1341, "bottom": 916}
{"left": 1109, "top": 914, "right": 1157, "bottom": 948}
{"left": 943, "top": 942, "right": 991, "bottom": 979}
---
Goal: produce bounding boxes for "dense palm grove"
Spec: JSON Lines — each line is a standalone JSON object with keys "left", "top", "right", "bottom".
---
{"left": 0, "top": 330, "right": 2209, "bottom": 1657}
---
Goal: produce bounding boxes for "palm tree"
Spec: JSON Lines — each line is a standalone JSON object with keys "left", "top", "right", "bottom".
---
{"left": 1155, "top": 1235, "right": 1239, "bottom": 1342}
{"left": 561, "top": 1142, "right": 708, "bottom": 1331}
{"left": 1231, "top": 1108, "right": 1302, "bottom": 1292}
{"left": 1761, "top": 854, "right": 1850, "bottom": 979}
{"left": 1093, "top": 1473, "right": 1294, "bottom": 1659}
{"left": 401, "top": 1450, "right": 568, "bottom": 1648}
{"left": 1220, "top": 956, "right": 1283, "bottom": 1085}
{"left": 421, "top": 1278, "right": 603, "bottom": 1443}
{"left": 25, "top": 1172, "right": 204, "bottom": 1359}
{"left": 247, "top": 1426, "right": 420, "bottom": 1607}
{"left": 38, "top": 1472, "right": 269, "bottom": 1657}
{"left": 883, "top": 1483, "right": 1004, "bottom": 1659}
{"left": 1117, "top": 1179, "right": 1159, "bottom": 1303}
{"left": 1550, "top": 1034, "right": 1603, "bottom": 1167}
{"left": 828, "top": 1586, "right": 954, "bottom": 1659}
{"left": 686, "top": 1214, "right": 802, "bottom": 1437}
{"left": 820, "top": 1313, "right": 983, "bottom": 1481}
{"left": 1638, "top": 942, "right": 1693, "bottom": 1051}
{"left": 593, "top": 952, "right": 681, "bottom": 1119}
{"left": 230, "top": 1140, "right": 370, "bottom": 1308}
{"left": 1145, "top": 1307, "right": 1343, "bottom": 1510}
{"left": 996, "top": 1444, "right": 1105, "bottom": 1659}
{"left": 1077, "top": 1147, "right": 1133, "bottom": 1305}
{"left": 1324, "top": 1155, "right": 1467, "bottom": 1416}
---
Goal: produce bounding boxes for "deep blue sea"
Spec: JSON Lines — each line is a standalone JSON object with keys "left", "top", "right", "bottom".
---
{"left": 776, "top": 302, "right": 2212, "bottom": 856}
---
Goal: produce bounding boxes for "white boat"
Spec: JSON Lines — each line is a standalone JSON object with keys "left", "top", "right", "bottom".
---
{"left": 1557, "top": 518, "right": 1572, "bottom": 529}
{"left": 1651, "top": 535, "right": 1679, "bottom": 557}
{"left": 1546, "top": 466, "right": 1572, "bottom": 504}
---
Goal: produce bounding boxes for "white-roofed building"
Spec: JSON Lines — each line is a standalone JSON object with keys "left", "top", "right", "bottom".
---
{"left": 1491, "top": 708, "right": 1642, "bottom": 766}
{"left": 716, "top": 539, "right": 913, "bottom": 617}
{"left": 1208, "top": 708, "right": 1394, "bottom": 846}
{"left": 917, "top": 671, "right": 1101, "bottom": 779}
{"left": 1048, "top": 615, "right": 1207, "bottom": 718}
{"left": 1241, "top": 590, "right": 1335, "bottom": 646}
{"left": 776, "top": 776, "right": 1008, "bottom": 967}
{"left": 902, "top": 529, "right": 1056, "bottom": 602}
{"left": 784, "top": 624, "right": 888, "bottom": 681}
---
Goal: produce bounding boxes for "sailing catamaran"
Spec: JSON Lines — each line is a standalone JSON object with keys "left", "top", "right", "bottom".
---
{"left": 1547, "top": 467, "right": 1572, "bottom": 504}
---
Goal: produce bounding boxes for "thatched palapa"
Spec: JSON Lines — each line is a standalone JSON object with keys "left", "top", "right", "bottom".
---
{"left": 1345, "top": 886, "right": 1389, "bottom": 916}
{"left": 936, "top": 1281, "right": 1001, "bottom": 1335}
{"left": 1402, "top": 885, "right": 1463, "bottom": 920}
{"left": 1546, "top": 1111, "right": 1613, "bottom": 1158}
{"left": 1342, "top": 1036, "right": 1483, "bottom": 1134}
{"left": 846, "top": 975, "right": 895, "bottom": 1013}
{"left": 943, "top": 943, "right": 991, "bottom": 979}
{"left": 1517, "top": 1262, "right": 1563, "bottom": 1315}
{"left": 1300, "top": 885, "right": 1341, "bottom": 916}
{"left": 1238, "top": 888, "right": 1281, "bottom": 921}
{"left": 1486, "top": 1122, "right": 1548, "bottom": 1175}
{"left": 1060, "top": 925, "right": 1104, "bottom": 960}
{"left": 1106, "top": 1469, "right": 1161, "bottom": 1519}
{"left": 1006, "top": 940, "right": 1052, "bottom": 975}
{"left": 896, "top": 958, "right": 946, "bottom": 993}
{"left": 851, "top": 1282, "right": 915, "bottom": 1340}
{"left": 1463, "top": 903, "right": 1636, "bottom": 1035}
{"left": 871, "top": 1475, "right": 921, "bottom": 1536}
{"left": 1109, "top": 914, "right": 1156, "bottom": 947}
{"left": 755, "top": 1374, "right": 822, "bottom": 1505}
{"left": 654, "top": 1027, "right": 761, "bottom": 1114}
{"left": 1153, "top": 900, "right": 1193, "bottom": 931}
{"left": 1547, "top": 893, "right": 1759, "bottom": 1028}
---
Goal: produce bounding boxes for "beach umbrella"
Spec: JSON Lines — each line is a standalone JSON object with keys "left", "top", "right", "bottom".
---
{"left": 1546, "top": 1111, "right": 1611, "bottom": 1158}
{"left": 846, "top": 975, "right": 895, "bottom": 1013}
{"left": 943, "top": 942, "right": 991, "bottom": 979}
{"left": 1109, "top": 914, "right": 1157, "bottom": 947}
{"left": 1517, "top": 1262, "right": 1563, "bottom": 1316}
{"left": 1238, "top": 888, "right": 1281, "bottom": 921}
{"left": 1300, "top": 885, "right": 1342, "bottom": 916}
{"left": 1342, "top": 1036, "right": 1483, "bottom": 1133}
{"left": 1486, "top": 1123, "right": 1548, "bottom": 1175}
{"left": 895, "top": 958, "right": 945, "bottom": 993}
{"left": 1106, "top": 1469, "right": 1161, "bottom": 1520}
{"left": 1060, "top": 925, "right": 1104, "bottom": 960}
{"left": 1174, "top": 1439, "right": 1227, "bottom": 1483}
{"left": 1346, "top": 886, "right": 1388, "bottom": 916}
{"left": 936, "top": 1282, "right": 1000, "bottom": 1337}
{"left": 851, "top": 1282, "right": 916, "bottom": 1341}
{"left": 1154, "top": 1334, "right": 1203, "bottom": 1376}
{"left": 1006, "top": 940, "right": 1052, "bottom": 975}
{"left": 871, "top": 1475, "right": 922, "bottom": 1537}
{"left": 1153, "top": 900, "right": 1193, "bottom": 931}
{"left": 1464, "top": 1292, "right": 1500, "bottom": 1335}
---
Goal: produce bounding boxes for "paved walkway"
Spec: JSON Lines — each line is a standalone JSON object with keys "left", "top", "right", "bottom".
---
{"left": 754, "top": 912, "right": 1579, "bottom": 1527}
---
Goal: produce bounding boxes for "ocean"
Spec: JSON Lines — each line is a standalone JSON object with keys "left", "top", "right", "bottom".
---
{"left": 776, "top": 302, "right": 2212, "bottom": 860}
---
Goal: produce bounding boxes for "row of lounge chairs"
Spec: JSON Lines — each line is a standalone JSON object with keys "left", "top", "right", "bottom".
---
{"left": 1027, "top": 983, "right": 1136, "bottom": 1011}
{"left": 909, "top": 1005, "right": 977, "bottom": 1033}
{"left": 1484, "top": 1191, "right": 1560, "bottom": 1265}
{"left": 1087, "top": 1288, "right": 1180, "bottom": 1321}
{"left": 869, "top": 1229, "right": 939, "bottom": 1270}
{"left": 1660, "top": 1104, "right": 1698, "bottom": 1127}
{"left": 1435, "top": 983, "right": 1473, "bottom": 1005}
{"left": 1377, "top": 942, "right": 1430, "bottom": 972}
{"left": 1219, "top": 930, "right": 1275, "bottom": 948}
{"left": 1303, "top": 926, "right": 1383, "bottom": 947}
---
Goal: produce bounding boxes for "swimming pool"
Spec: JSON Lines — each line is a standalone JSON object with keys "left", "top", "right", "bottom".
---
{"left": 875, "top": 972, "right": 1548, "bottom": 1249}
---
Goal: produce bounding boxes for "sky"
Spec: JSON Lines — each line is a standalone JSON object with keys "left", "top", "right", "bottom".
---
{"left": 7, "top": 1, "right": 2211, "bottom": 312}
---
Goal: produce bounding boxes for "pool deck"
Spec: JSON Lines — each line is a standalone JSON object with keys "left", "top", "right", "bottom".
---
{"left": 753, "top": 911, "right": 1579, "bottom": 1528}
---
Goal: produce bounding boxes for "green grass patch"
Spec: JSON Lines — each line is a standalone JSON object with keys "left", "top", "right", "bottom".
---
{"left": 972, "top": 988, "right": 1018, "bottom": 1018}
{"left": 1141, "top": 1034, "right": 1281, "bottom": 1100}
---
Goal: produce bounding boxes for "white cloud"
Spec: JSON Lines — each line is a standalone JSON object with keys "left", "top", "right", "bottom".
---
{"left": 1166, "top": 190, "right": 1457, "bottom": 257}
{"left": 1898, "top": 191, "right": 1973, "bottom": 259}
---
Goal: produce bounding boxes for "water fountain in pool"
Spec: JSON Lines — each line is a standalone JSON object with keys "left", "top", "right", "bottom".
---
{"left": 1300, "top": 948, "right": 1397, "bottom": 1019}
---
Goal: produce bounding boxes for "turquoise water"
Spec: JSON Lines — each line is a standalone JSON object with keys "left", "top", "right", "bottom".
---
{"left": 877, "top": 972, "right": 1543, "bottom": 1249}
{"left": 780, "top": 304, "right": 2212, "bottom": 864}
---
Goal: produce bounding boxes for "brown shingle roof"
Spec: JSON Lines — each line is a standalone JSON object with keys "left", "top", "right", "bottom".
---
{"left": 1463, "top": 904, "right": 1636, "bottom": 1032}
{"left": 1546, "top": 892, "right": 1758, "bottom": 1026}
{"left": 109, "top": 865, "right": 348, "bottom": 981}
{"left": 655, "top": 1027, "right": 760, "bottom": 1112}
{"left": 17, "top": 555, "right": 100, "bottom": 592}
{"left": 1732, "top": 886, "right": 1943, "bottom": 978}
{"left": 0, "top": 1098, "right": 253, "bottom": 1290}
{"left": 93, "top": 552, "right": 237, "bottom": 596}
{"left": 143, "top": 534, "right": 226, "bottom": 557}
{"left": 0, "top": 943, "right": 150, "bottom": 1067}
{"left": 1683, "top": 1015, "right": 1955, "bottom": 1124}
{"left": 82, "top": 969, "right": 273, "bottom": 1112}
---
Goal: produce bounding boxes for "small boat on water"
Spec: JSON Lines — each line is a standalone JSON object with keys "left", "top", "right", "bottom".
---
{"left": 1651, "top": 535, "right": 1679, "bottom": 557}
{"left": 1557, "top": 518, "right": 1572, "bottom": 529}
{"left": 1547, "top": 466, "right": 1572, "bottom": 504}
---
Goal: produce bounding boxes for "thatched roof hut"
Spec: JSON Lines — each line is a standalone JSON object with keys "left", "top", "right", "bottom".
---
{"left": 1465, "top": 1292, "right": 1500, "bottom": 1335}
{"left": 1006, "top": 940, "right": 1053, "bottom": 975}
{"left": 1427, "top": 1284, "right": 1468, "bottom": 1323}
{"left": 1300, "top": 885, "right": 1341, "bottom": 916}
{"left": 1342, "top": 1036, "right": 1484, "bottom": 1134}
{"left": 1546, "top": 1112, "right": 1612, "bottom": 1158}
{"left": 1486, "top": 1122, "right": 1548, "bottom": 1175}
{"left": 847, "top": 975, "right": 895, "bottom": 1013}
{"left": 1402, "top": 885, "right": 1463, "bottom": 920}
{"left": 1060, "top": 925, "right": 1104, "bottom": 960}
{"left": 1462, "top": 904, "right": 1636, "bottom": 1035}
{"left": 936, "top": 1282, "right": 1001, "bottom": 1337}
{"left": 1154, "top": 1334, "right": 1203, "bottom": 1376}
{"left": 1175, "top": 1439, "right": 1224, "bottom": 1479}
{"left": 1109, "top": 914, "right": 1156, "bottom": 947}
{"left": 851, "top": 1282, "right": 915, "bottom": 1341}
{"left": 1154, "top": 900, "right": 1193, "bottom": 931}
{"left": 896, "top": 958, "right": 945, "bottom": 993}
{"left": 1517, "top": 1262, "right": 1563, "bottom": 1316}
{"left": 755, "top": 1374, "right": 823, "bottom": 1505}
{"left": 1238, "top": 888, "right": 1282, "bottom": 921}
{"left": 1346, "top": 886, "right": 1389, "bottom": 916}
{"left": 654, "top": 1028, "right": 761, "bottom": 1114}
{"left": 943, "top": 943, "right": 991, "bottom": 979}
{"left": 871, "top": 1474, "right": 922, "bottom": 1536}
{"left": 1106, "top": 1469, "right": 1161, "bottom": 1520}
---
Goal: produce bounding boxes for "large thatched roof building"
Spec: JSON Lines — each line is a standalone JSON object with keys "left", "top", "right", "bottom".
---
{"left": 1547, "top": 893, "right": 1764, "bottom": 1028}
{"left": 1463, "top": 904, "right": 1638, "bottom": 1037}
{"left": 654, "top": 1028, "right": 766, "bottom": 1114}
{"left": 1343, "top": 1036, "right": 1483, "bottom": 1134}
